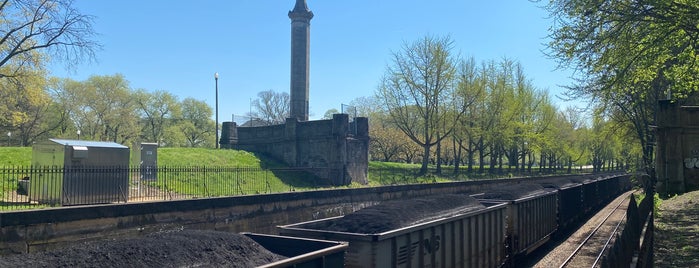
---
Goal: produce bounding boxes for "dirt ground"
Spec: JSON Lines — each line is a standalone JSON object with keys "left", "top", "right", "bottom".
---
{"left": 655, "top": 190, "right": 699, "bottom": 267}
{"left": 0, "top": 229, "right": 285, "bottom": 268}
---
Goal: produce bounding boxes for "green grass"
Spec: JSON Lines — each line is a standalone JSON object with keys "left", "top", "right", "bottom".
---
{"left": 152, "top": 148, "right": 328, "bottom": 195}
{"left": 158, "top": 148, "right": 284, "bottom": 167}
{"left": 0, "top": 146, "right": 508, "bottom": 198}
{"left": 0, "top": 147, "right": 286, "bottom": 168}
{"left": 0, "top": 147, "right": 32, "bottom": 166}
{"left": 367, "top": 161, "right": 465, "bottom": 186}
{"left": 145, "top": 167, "right": 329, "bottom": 196}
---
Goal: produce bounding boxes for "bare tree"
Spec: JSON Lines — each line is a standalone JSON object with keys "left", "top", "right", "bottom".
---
{"left": 248, "top": 90, "right": 289, "bottom": 125}
{"left": 0, "top": 0, "right": 98, "bottom": 78}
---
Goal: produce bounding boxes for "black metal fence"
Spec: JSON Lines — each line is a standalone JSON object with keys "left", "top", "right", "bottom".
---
{"left": 0, "top": 166, "right": 330, "bottom": 211}
{"left": 598, "top": 190, "right": 654, "bottom": 267}
{"left": 1, "top": 165, "right": 605, "bottom": 211}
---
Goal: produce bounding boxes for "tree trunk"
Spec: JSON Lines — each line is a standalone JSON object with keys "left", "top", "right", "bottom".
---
{"left": 567, "top": 156, "right": 573, "bottom": 174}
{"left": 498, "top": 146, "right": 504, "bottom": 173}
{"left": 436, "top": 139, "right": 442, "bottom": 175}
{"left": 489, "top": 144, "right": 497, "bottom": 174}
{"left": 453, "top": 138, "right": 462, "bottom": 175}
{"left": 478, "top": 140, "right": 485, "bottom": 173}
{"left": 467, "top": 140, "right": 474, "bottom": 173}
{"left": 420, "top": 144, "right": 430, "bottom": 175}
{"left": 539, "top": 151, "right": 546, "bottom": 173}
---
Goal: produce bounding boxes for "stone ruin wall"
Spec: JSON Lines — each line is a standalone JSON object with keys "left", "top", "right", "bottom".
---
{"left": 656, "top": 100, "right": 699, "bottom": 194}
{"left": 220, "top": 114, "right": 368, "bottom": 185}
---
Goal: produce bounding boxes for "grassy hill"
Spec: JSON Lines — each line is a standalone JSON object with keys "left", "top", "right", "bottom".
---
{"left": 157, "top": 148, "right": 287, "bottom": 168}
{"left": 0, "top": 146, "right": 459, "bottom": 189}
{"left": 0, "top": 147, "right": 32, "bottom": 166}
{"left": 0, "top": 147, "right": 285, "bottom": 168}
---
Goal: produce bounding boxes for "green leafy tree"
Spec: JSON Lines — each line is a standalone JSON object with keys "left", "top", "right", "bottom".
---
{"left": 176, "top": 97, "right": 214, "bottom": 148}
{"left": 55, "top": 74, "right": 137, "bottom": 144}
{"left": 377, "top": 35, "right": 467, "bottom": 174}
{"left": 450, "top": 57, "right": 484, "bottom": 174}
{"left": 348, "top": 96, "right": 409, "bottom": 162}
{"left": 369, "top": 111, "right": 409, "bottom": 162}
{"left": 134, "top": 89, "right": 181, "bottom": 144}
{"left": 322, "top": 108, "right": 339, "bottom": 120}
{"left": 541, "top": 0, "right": 699, "bottom": 182}
{"left": 85, "top": 74, "right": 138, "bottom": 143}
{"left": 11, "top": 71, "right": 56, "bottom": 145}
{"left": 0, "top": 68, "right": 56, "bottom": 145}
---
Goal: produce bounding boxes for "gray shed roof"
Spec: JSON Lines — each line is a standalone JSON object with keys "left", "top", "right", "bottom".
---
{"left": 49, "top": 139, "right": 129, "bottom": 149}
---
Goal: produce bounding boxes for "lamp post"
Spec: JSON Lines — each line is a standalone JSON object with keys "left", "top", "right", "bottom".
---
{"left": 214, "top": 72, "right": 219, "bottom": 149}
{"left": 6, "top": 132, "right": 10, "bottom": 147}
{"left": 77, "top": 129, "right": 81, "bottom": 140}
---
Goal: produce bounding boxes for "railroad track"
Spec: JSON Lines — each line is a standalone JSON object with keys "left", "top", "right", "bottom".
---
{"left": 557, "top": 190, "right": 633, "bottom": 268}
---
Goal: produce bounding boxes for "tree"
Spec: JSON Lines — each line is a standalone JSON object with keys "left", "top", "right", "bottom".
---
{"left": 541, "top": 0, "right": 699, "bottom": 183}
{"left": 176, "top": 97, "right": 214, "bottom": 147}
{"left": 134, "top": 89, "right": 180, "bottom": 143}
{"left": 0, "top": 0, "right": 98, "bottom": 79}
{"left": 248, "top": 90, "right": 289, "bottom": 125}
{"left": 322, "top": 108, "right": 338, "bottom": 120}
{"left": 85, "top": 74, "right": 137, "bottom": 143}
{"left": 347, "top": 96, "right": 407, "bottom": 162}
{"left": 0, "top": 68, "right": 62, "bottom": 146}
{"left": 450, "top": 57, "right": 484, "bottom": 174}
{"left": 369, "top": 112, "right": 408, "bottom": 162}
{"left": 54, "top": 74, "right": 138, "bottom": 143}
{"left": 349, "top": 96, "right": 382, "bottom": 117}
{"left": 377, "top": 35, "right": 466, "bottom": 174}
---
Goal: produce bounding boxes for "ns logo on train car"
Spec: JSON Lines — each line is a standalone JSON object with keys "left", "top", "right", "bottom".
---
{"left": 397, "top": 235, "right": 441, "bottom": 265}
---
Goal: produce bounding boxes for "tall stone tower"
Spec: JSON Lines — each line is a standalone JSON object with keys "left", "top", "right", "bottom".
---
{"left": 288, "top": 0, "right": 313, "bottom": 121}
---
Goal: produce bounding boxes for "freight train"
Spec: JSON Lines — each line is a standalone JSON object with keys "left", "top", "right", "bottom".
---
{"left": 278, "top": 173, "right": 632, "bottom": 268}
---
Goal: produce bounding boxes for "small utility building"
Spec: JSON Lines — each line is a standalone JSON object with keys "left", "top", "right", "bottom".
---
{"left": 31, "top": 139, "right": 130, "bottom": 205}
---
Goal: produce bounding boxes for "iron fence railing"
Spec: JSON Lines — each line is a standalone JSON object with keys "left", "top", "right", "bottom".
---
{"left": 1, "top": 165, "right": 608, "bottom": 211}
{"left": 599, "top": 191, "right": 655, "bottom": 267}
{"left": 0, "top": 166, "right": 330, "bottom": 211}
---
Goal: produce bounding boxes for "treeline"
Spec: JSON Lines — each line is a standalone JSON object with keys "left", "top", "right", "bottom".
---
{"left": 2, "top": 73, "right": 216, "bottom": 148}
{"left": 354, "top": 36, "right": 641, "bottom": 174}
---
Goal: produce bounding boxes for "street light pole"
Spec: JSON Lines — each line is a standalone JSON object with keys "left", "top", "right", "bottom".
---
{"left": 77, "top": 129, "right": 81, "bottom": 140}
{"left": 6, "top": 132, "right": 10, "bottom": 147}
{"left": 215, "top": 72, "right": 219, "bottom": 149}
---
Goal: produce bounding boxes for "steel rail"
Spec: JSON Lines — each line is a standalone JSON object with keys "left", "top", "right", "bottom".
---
{"left": 592, "top": 210, "right": 627, "bottom": 267}
{"left": 558, "top": 191, "right": 632, "bottom": 268}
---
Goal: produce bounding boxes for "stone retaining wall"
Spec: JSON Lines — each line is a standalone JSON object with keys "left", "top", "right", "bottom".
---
{"left": 0, "top": 178, "right": 530, "bottom": 254}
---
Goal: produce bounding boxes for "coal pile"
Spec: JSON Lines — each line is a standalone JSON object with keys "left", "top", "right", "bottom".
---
{"left": 321, "top": 194, "right": 485, "bottom": 234}
{"left": 540, "top": 177, "right": 581, "bottom": 189}
{"left": 480, "top": 183, "right": 554, "bottom": 200}
{"left": 0, "top": 229, "right": 285, "bottom": 268}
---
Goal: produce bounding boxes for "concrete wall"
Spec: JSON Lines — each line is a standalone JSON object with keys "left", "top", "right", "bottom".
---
{"left": 220, "top": 114, "right": 369, "bottom": 185}
{"left": 656, "top": 100, "right": 699, "bottom": 194}
{"left": 0, "top": 179, "right": 530, "bottom": 255}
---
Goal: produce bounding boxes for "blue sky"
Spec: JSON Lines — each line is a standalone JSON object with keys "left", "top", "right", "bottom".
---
{"left": 48, "top": 1, "right": 579, "bottom": 121}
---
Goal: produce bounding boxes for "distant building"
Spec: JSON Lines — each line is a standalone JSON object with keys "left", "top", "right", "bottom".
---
{"left": 219, "top": 1, "right": 369, "bottom": 185}
{"left": 31, "top": 139, "right": 130, "bottom": 205}
{"left": 656, "top": 100, "right": 699, "bottom": 194}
